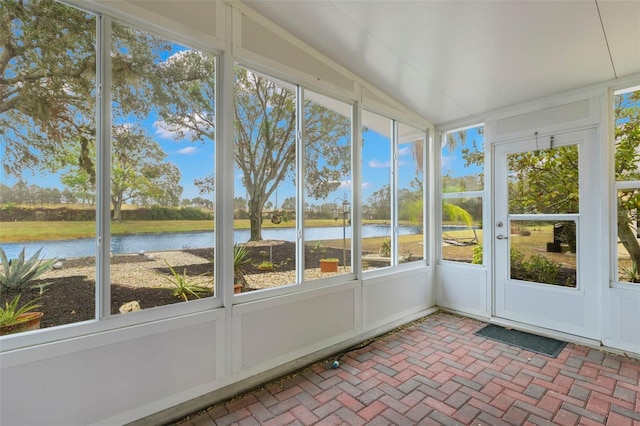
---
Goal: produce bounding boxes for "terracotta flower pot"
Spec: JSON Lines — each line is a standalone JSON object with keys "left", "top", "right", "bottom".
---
{"left": 320, "top": 259, "right": 339, "bottom": 273}
{"left": 0, "top": 312, "right": 44, "bottom": 336}
{"left": 234, "top": 284, "right": 243, "bottom": 294}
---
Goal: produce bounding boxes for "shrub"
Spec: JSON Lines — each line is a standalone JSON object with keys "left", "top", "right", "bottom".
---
{"left": 379, "top": 238, "right": 391, "bottom": 257}
{"left": 510, "top": 249, "right": 563, "bottom": 285}
{"left": 311, "top": 241, "right": 327, "bottom": 255}
{"left": 0, "top": 247, "right": 56, "bottom": 295}
{"left": 257, "top": 260, "right": 274, "bottom": 271}
{"left": 523, "top": 255, "right": 560, "bottom": 284}
{"left": 471, "top": 245, "right": 483, "bottom": 264}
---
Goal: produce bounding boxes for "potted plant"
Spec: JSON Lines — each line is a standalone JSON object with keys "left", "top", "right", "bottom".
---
{"left": 0, "top": 294, "right": 43, "bottom": 336}
{"left": 319, "top": 258, "right": 339, "bottom": 273}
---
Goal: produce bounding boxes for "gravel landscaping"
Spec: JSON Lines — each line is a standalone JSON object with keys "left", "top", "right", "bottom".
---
{"left": 1, "top": 241, "right": 372, "bottom": 330}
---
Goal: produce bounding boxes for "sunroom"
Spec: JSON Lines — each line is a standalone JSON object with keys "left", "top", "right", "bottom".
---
{"left": 0, "top": 1, "right": 639, "bottom": 425}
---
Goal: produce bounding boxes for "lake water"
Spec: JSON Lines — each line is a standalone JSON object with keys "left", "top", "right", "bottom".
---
{"left": 1, "top": 225, "right": 420, "bottom": 259}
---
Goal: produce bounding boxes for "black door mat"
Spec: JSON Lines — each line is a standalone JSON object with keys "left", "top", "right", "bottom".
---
{"left": 475, "top": 324, "right": 567, "bottom": 358}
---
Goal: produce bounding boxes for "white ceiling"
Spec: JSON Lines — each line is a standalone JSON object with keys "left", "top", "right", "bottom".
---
{"left": 243, "top": 0, "right": 640, "bottom": 125}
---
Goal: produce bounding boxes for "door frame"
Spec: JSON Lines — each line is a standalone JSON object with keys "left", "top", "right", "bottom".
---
{"left": 491, "top": 128, "right": 600, "bottom": 340}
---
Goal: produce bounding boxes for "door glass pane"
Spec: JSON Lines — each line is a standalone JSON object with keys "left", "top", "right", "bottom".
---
{"left": 111, "top": 23, "right": 216, "bottom": 311}
{"left": 0, "top": 3, "right": 97, "bottom": 332}
{"left": 508, "top": 145, "right": 579, "bottom": 214}
{"left": 397, "top": 123, "right": 425, "bottom": 264}
{"left": 509, "top": 220, "right": 577, "bottom": 287}
{"left": 234, "top": 66, "right": 297, "bottom": 292}
{"left": 361, "top": 110, "right": 391, "bottom": 271}
{"left": 303, "top": 91, "right": 352, "bottom": 281}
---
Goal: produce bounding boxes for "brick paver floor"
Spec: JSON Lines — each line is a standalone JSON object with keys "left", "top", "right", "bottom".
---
{"left": 176, "top": 312, "right": 640, "bottom": 425}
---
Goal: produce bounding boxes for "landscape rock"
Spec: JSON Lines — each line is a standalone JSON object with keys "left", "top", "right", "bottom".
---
{"left": 119, "top": 301, "right": 141, "bottom": 313}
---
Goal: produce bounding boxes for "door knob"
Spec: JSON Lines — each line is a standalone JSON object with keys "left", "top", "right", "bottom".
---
{"left": 496, "top": 234, "right": 508, "bottom": 240}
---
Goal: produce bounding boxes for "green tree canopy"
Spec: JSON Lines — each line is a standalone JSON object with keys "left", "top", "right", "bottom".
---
{"left": 232, "top": 68, "right": 351, "bottom": 240}
{"left": 1, "top": 0, "right": 96, "bottom": 176}
{"left": 1, "top": 0, "right": 185, "bottom": 217}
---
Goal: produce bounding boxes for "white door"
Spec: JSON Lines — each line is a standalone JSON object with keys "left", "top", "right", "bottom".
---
{"left": 493, "top": 129, "right": 598, "bottom": 339}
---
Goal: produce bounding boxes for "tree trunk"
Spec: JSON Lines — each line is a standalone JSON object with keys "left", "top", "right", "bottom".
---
{"left": 249, "top": 215, "right": 262, "bottom": 241}
{"left": 248, "top": 194, "right": 264, "bottom": 241}
{"left": 618, "top": 212, "right": 640, "bottom": 265}
{"left": 112, "top": 197, "right": 123, "bottom": 221}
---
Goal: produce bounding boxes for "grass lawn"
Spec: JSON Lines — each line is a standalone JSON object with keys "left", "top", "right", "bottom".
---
{"left": 314, "top": 234, "right": 424, "bottom": 256}
{"left": 0, "top": 219, "right": 402, "bottom": 243}
{"left": 440, "top": 225, "right": 577, "bottom": 267}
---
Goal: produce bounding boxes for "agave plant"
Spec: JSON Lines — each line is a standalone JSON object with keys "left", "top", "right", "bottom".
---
{"left": 163, "top": 261, "right": 210, "bottom": 302}
{"left": 0, "top": 294, "right": 42, "bottom": 327}
{"left": 621, "top": 260, "right": 640, "bottom": 283}
{"left": 233, "top": 244, "right": 252, "bottom": 287}
{"left": 0, "top": 247, "right": 57, "bottom": 294}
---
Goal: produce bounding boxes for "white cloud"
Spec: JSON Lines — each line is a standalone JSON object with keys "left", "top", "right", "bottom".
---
{"left": 441, "top": 155, "right": 455, "bottom": 173}
{"left": 339, "top": 180, "right": 351, "bottom": 189}
{"left": 368, "top": 159, "right": 390, "bottom": 168}
{"left": 154, "top": 120, "right": 187, "bottom": 140}
{"left": 362, "top": 182, "right": 373, "bottom": 189}
{"left": 153, "top": 116, "right": 214, "bottom": 142}
{"left": 398, "top": 146, "right": 411, "bottom": 156}
{"left": 178, "top": 146, "right": 198, "bottom": 155}
{"left": 159, "top": 49, "right": 206, "bottom": 68}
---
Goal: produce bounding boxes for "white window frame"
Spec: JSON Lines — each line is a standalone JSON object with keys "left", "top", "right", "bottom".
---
{"left": 438, "top": 124, "right": 486, "bottom": 266}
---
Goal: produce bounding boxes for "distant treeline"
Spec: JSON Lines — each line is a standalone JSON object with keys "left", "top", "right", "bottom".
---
{"left": 0, "top": 205, "right": 213, "bottom": 222}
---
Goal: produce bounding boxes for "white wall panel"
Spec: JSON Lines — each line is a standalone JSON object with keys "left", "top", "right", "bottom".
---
{"left": 0, "top": 317, "right": 218, "bottom": 426}
{"left": 238, "top": 287, "right": 357, "bottom": 371}
{"left": 603, "top": 288, "right": 640, "bottom": 354}
{"left": 436, "top": 266, "right": 489, "bottom": 318}
{"left": 364, "top": 269, "right": 432, "bottom": 329}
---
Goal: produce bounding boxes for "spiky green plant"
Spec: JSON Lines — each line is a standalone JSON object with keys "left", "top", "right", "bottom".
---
{"left": 379, "top": 238, "right": 391, "bottom": 257}
{"left": 0, "top": 294, "right": 42, "bottom": 327}
{"left": 233, "top": 244, "right": 252, "bottom": 287}
{"left": 163, "top": 261, "right": 210, "bottom": 302}
{"left": 621, "top": 260, "right": 640, "bottom": 283}
{"left": 0, "top": 247, "right": 56, "bottom": 294}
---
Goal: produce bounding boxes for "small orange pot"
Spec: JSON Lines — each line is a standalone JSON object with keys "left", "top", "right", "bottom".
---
{"left": 320, "top": 259, "right": 339, "bottom": 273}
{"left": 0, "top": 312, "right": 44, "bottom": 336}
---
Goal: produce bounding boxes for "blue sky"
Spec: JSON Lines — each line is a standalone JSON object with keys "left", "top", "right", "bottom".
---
{"left": 441, "top": 126, "right": 484, "bottom": 180}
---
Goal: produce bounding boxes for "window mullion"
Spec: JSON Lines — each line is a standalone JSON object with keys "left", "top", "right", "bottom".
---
{"left": 96, "top": 14, "right": 112, "bottom": 319}
{"left": 296, "top": 85, "right": 305, "bottom": 285}
{"left": 391, "top": 120, "right": 399, "bottom": 267}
